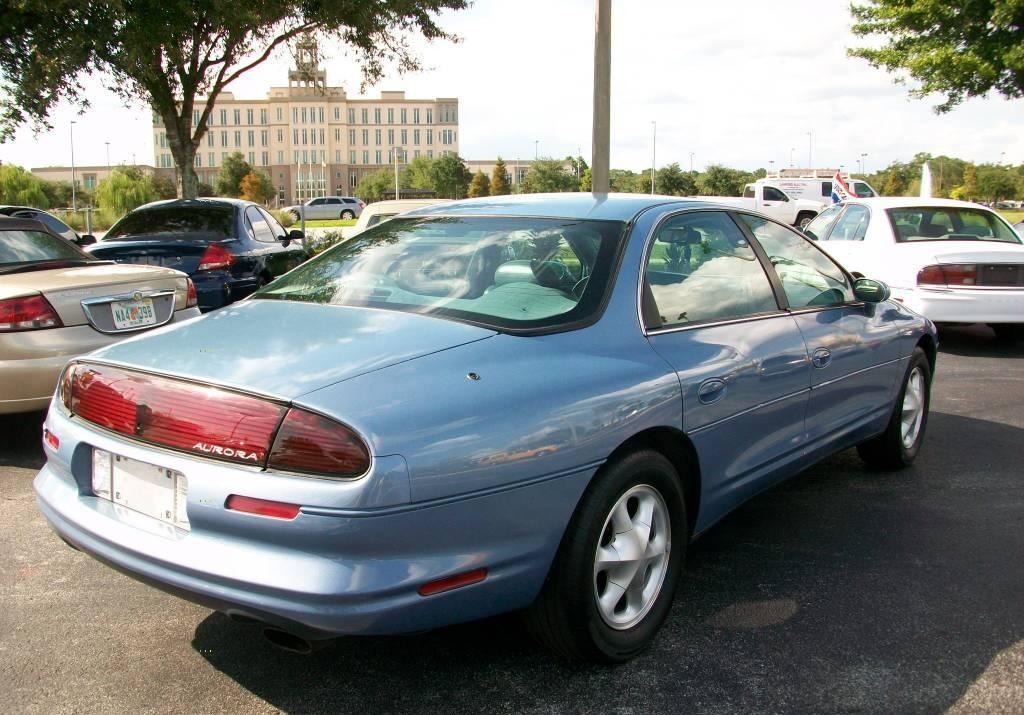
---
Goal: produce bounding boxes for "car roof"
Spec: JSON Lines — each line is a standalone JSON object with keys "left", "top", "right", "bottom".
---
{"left": 132, "top": 197, "right": 253, "bottom": 212}
{"left": 0, "top": 215, "right": 63, "bottom": 234}
{"left": 840, "top": 197, "right": 995, "bottom": 210}
{"left": 402, "top": 192, "right": 727, "bottom": 221}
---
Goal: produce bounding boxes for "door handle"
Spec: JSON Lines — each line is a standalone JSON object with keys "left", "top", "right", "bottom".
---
{"left": 697, "top": 378, "right": 727, "bottom": 404}
{"left": 811, "top": 347, "right": 832, "bottom": 369}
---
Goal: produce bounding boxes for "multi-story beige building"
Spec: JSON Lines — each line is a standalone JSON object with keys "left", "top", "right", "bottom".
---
{"left": 153, "top": 51, "right": 458, "bottom": 205}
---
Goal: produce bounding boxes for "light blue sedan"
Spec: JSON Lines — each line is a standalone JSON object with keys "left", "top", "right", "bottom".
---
{"left": 34, "top": 194, "right": 937, "bottom": 662}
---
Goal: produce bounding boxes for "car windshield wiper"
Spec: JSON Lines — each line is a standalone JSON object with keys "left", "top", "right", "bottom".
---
{"left": 0, "top": 259, "right": 112, "bottom": 275}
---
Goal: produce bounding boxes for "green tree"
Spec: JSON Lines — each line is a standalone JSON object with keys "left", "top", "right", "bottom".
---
{"left": 579, "top": 167, "right": 592, "bottom": 192}
{"left": 0, "top": 164, "right": 48, "bottom": 207}
{"left": 849, "top": 1, "right": 1024, "bottom": 112}
{"left": 151, "top": 174, "right": 178, "bottom": 200}
{"left": 95, "top": 166, "right": 156, "bottom": 215}
{"left": 490, "top": 157, "right": 511, "bottom": 195}
{"left": 519, "top": 158, "right": 577, "bottom": 194}
{"left": 0, "top": 1, "right": 468, "bottom": 199}
{"left": 882, "top": 169, "right": 908, "bottom": 196}
{"left": 697, "top": 165, "right": 747, "bottom": 196}
{"left": 401, "top": 155, "right": 435, "bottom": 191}
{"left": 40, "top": 180, "right": 74, "bottom": 208}
{"left": 976, "top": 164, "right": 1018, "bottom": 203}
{"left": 215, "top": 152, "right": 252, "bottom": 197}
{"left": 240, "top": 170, "right": 276, "bottom": 204}
{"left": 656, "top": 163, "right": 697, "bottom": 196}
{"left": 467, "top": 170, "right": 490, "bottom": 198}
{"left": 356, "top": 169, "right": 395, "bottom": 203}
{"left": 431, "top": 154, "right": 470, "bottom": 199}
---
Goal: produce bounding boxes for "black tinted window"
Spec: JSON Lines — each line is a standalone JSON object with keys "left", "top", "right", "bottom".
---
{"left": 105, "top": 206, "right": 235, "bottom": 241}
{"left": 245, "top": 206, "right": 276, "bottom": 243}
{"left": 763, "top": 186, "right": 788, "bottom": 202}
{"left": 0, "top": 229, "right": 91, "bottom": 265}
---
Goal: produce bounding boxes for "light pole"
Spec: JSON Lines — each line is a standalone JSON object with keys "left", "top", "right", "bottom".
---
{"left": 393, "top": 147, "right": 404, "bottom": 200}
{"left": 70, "top": 121, "right": 77, "bottom": 213}
{"left": 105, "top": 141, "right": 111, "bottom": 173}
{"left": 790, "top": 147, "right": 795, "bottom": 167}
{"left": 689, "top": 152, "right": 695, "bottom": 173}
{"left": 860, "top": 152, "right": 868, "bottom": 175}
{"left": 805, "top": 131, "right": 813, "bottom": 168}
{"left": 1000, "top": 151, "right": 1007, "bottom": 165}
{"left": 591, "top": 0, "right": 611, "bottom": 193}
{"left": 534, "top": 140, "right": 539, "bottom": 160}
{"left": 768, "top": 159, "right": 775, "bottom": 174}
{"left": 651, "top": 119, "right": 659, "bottom": 193}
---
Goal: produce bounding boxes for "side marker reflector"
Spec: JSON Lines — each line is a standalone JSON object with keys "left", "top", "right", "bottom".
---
{"left": 418, "top": 568, "right": 488, "bottom": 597}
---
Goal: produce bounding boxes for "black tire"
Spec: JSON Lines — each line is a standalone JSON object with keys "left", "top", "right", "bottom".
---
{"left": 796, "top": 212, "right": 817, "bottom": 230}
{"left": 991, "top": 323, "right": 1024, "bottom": 342}
{"left": 524, "top": 449, "right": 687, "bottom": 662}
{"left": 341, "top": 209, "right": 355, "bottom": 220}
{"left": 857, "top": 347, "right": 931, "bottom": 469}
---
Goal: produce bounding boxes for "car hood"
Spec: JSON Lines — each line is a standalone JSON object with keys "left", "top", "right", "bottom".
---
{"left": 81, "top": 299, "right": 497, "bottom": 400}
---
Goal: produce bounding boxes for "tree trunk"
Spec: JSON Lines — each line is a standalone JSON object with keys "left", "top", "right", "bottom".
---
{"left": 161, "top": 108, "right": 201, "bottom": 199}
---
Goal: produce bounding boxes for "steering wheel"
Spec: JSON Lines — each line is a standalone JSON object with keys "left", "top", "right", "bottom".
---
{"left": 533, "top": 260, "right": 575, "bottom": 291}
{"left": 571, "top": 276, "right": 589, "bottom": 300}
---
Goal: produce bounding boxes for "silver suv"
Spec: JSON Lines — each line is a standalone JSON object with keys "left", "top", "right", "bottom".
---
{"left": 286, "top": 196, "right": 365, "bottom": 220}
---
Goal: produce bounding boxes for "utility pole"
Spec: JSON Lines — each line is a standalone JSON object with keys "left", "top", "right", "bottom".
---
{"left": 650, "top": 121, "right": 656, "bottom": 194}
{"left": 105, "top": 141, "right": 111, "bottom": 173}
{"left": 806, "top": 131, "right": 813, "bottom": 168}
{"left": 591, "top": 0, "right": 611, "bottom": 193}
{"left": 70, "top": 121, "right": 77, "bottom": 212}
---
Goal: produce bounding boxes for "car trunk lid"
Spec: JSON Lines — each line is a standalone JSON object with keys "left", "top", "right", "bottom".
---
{"left": 87, "top": 239, "right": 230, "bottom": 275}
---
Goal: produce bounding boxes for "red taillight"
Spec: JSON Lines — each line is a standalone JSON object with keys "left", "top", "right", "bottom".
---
{"left": 43, "top": 427, "right": 60, "bottom": 450}
{"left": 225, "top": 494, "right": 300, "bottom": 520}
{"left": 69, "top": 364, "right": 286, "bottom": 466}
{"left": 0, "top": 295, "right": 63, "bottom": 332}
{"left": 197, "top": 243, "right": 234, "bottom": 271}
{"left": 917, "top": 264, "right": 977, "bottom": 286}
{"left": 418, "top": 568, "right": 488, "bottom": 596}
{"left": 185, "top": 278, "right": 198, "bottom": 308}
{"left": 267, "top": 408, "right": 370, "bottom": 477}
{"left": 358, "top": 200, "right": 366, "bottom": 209}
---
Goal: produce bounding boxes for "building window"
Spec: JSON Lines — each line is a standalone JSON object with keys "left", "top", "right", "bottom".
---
{"left": 375, "top": 150, "right": 382, "bottom": 164}
{"left": 349, "top": 150, "right": 356, "bottom": 164}
{"left": 248, "top": 152, "right": 255, "bottom": 165}
{"left": 361, "top": 129, "right": 369, "bottom": 145}
{"left": 293, "top": 129, "right": 299, "bottom": 145}
{"left": 293, "top": 150, "right": 299, "bottom": 164}
{"left": 208, "top": 152, "right": 215, "bottom": 166}
{"left": 277, "top": 151, "right": 284, "bottom": 164}
{"left": 234, "top": 130, "right": 241, "bottom": 146}
{"left": 427, "top": 150, "right": 433, "bottom": 159}
{"left": 220, "top": 109, "right": 227, "bottom": 125}
{"left": 248, "top": 130, "right": 255, "bottom": 147}
{"left": 233, "top": 109, "right": 240, "bottom": 125}
{"left": 207, "top": 133, "right": 214, "bottom": 147}
{"left": 261, "top": 152, "right": 269, "bottom": 166}
{"left": 401, "top": 129, "right": 407, "bottom": 144}
{"left": 350, "top": 172, "right": 358, "bottom": 188}
{"left": 277, "top": 129, "right": 283, "bottom": 142}
{"left": 319, "top": 129, "right": 325, "bottom": 145}
{"left": 375, "top": 129, "right": 382, "bottom": 145}
{"left": 334, "top": 107, "right": 339, "bottom": 120}
{"left": 414, "top": 129, "right": 420, "bottom": 145}
{"left": 363, "top": 150, "right": 369, "bottom": 164}
{"left": 335, "top": 150, "right": 340, "bottom": 162}
{"left": 348, "top": 108, "right": 355, "bottom": 124}
{"left": 260, "top": 109, "right": 267, "bottom": 125}
{"left": 292, "top": 108, "right": 298, "bottom": 124}
{"left": 261, "top": 130, "right": 268, "bottom": 146}
{"left": 192, "top": 110, "right": 200, "bottom": 126}
{"left": 413, "top": 108, "right": 420, "bottom": 124}
{"left": 374, "top": 108, "right": 381, "bottom": 124}
{"left": 385, "top": 129, "right": 393, "bottom": 145}
{"left": 220, "top": 131, "right": 228, "bottom": 146}
{"left": 348, "top": 129, "right": 355, "bottom": 145}
{"left": 426, "top": 129, "right": 433, "bottom": 145}
{"left": 387, "top": 108, "right": 394, "bottom": 124}
{"left": 277, "top": 107, "right": 282, "bottom": 121}
{"left": 426, "top": 108, "right": 432, "bottom": 124}
{"left": 246, "top": 109, "right": 253, "bottom": 125}
{"left": 361, "top": 108, "right": 368, "bottom": 124}
{"left": 301, "top": 107, "right": 307, "bottom": 123}
{"left": 302, "top": 150, "right": 308, "bottom": 164}
{"left": 401, "top": 109, "right": 407, "bottom": 124}
{"left": 414, "top": 149, "right": 420, "bottom": 158}
{"left": 195, "top": 154, "right": 202, "bottom": 167}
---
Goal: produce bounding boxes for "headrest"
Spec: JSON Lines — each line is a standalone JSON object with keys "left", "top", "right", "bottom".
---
{"left": 493, "top": 260, "right": 537, "bottom": 286}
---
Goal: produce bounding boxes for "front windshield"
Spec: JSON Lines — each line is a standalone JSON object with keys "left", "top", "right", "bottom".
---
{"left": 802, "top": 204, "right": 843, "bottom": 240}
{"left": 887, "top": 207, "right": 1022, "bottom": 243}
{"left": 253, "top": 216, "right": 627, "bottom": 332}
{"left": 0, "top": 228, "right": 93, "bottom": 265}
{"left": 104, "top": 205, "right": 234, "bottom": 241}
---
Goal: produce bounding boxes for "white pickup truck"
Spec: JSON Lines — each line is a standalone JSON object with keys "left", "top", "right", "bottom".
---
{"left": 697, "top": 184, "right": 824, "bottom": 229}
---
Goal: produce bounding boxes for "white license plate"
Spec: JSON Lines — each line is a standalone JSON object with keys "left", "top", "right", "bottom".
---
{"left": 111, "top": 298, "right": 156, "bottom": 330}
{"left": 92, "top": 450, "right": 189, "bottom": 530}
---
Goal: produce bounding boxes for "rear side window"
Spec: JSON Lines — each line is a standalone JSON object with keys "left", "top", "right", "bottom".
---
{"left": 827, "top": 205, "right": 869, "bottom": 241}
{"left": 887, "top": 207, "right": 1021, "bottom": 243}
{"left": 105, "top": 206, "right": 235, "bottom": 241}
{"left": 644, "top": 211, "right": 778, "bottom": 328}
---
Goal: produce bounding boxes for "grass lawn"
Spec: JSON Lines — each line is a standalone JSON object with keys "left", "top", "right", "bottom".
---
{"left": 296, "top": 218, "right": 358, "bottom": 228}
{"left": 997, "top": 209, "right": 1024, "bottom": 224}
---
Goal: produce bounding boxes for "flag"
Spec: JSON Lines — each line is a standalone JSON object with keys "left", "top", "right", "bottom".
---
{"left": 831, "top": 171, "right": 852, "bottom": 203}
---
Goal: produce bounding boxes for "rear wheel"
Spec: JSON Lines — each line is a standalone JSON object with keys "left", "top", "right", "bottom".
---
{"left": 341, "top": 209, "right": 355, "bottom": 220}
{"left": 991, "top": 323, "right": 1024, "bottom": 342}
{"left": 524, "top": 449, "right": 686, "bottom": 662}
{"left": 796, "top": 211, "right": 816, "bottom": 230}
{"left": 857, "top": 347, "right": 931, "bottom": 469}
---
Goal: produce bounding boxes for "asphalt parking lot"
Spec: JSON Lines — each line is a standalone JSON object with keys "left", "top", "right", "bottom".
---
{"left": 2, "top": 324, "right": 1022, "bottom": 715}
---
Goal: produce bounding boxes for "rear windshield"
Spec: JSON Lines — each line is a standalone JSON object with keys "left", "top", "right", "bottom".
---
{"left": 253, "top": 216, "right": 627, "bottom": 333}
{"left": 104, "top": 206, "right": 235, "bottom": 241}
{"left": 887, "top": 207, "right": 1021, "bottom": 243}
{"left": 0, "top": 228, "right": 93, "bottom": 266}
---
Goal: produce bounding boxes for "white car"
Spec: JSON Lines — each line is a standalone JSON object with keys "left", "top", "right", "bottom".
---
{"left": 339, "top": 199, "right": 449, "bottom": 239}
{"left": 803, "top": 197, "right": 1024, "bottom": 340}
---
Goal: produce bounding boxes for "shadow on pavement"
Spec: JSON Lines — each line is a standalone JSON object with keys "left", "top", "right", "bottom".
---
{"left": 937, "top": 323, "right": 1024, "bottom": 358}
{"left": 192, "top": 411, "right": 1024, "bottom": 714}
{"left": 0, "top": 410, "right": 46, "bottom": 469}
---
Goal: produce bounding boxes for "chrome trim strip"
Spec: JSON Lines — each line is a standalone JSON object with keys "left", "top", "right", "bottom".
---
{"left": 809, "top": 356, "right": 903, "bottom": 390}
{"left": 688, "top": 388, "right": 810, "bottom": 436}
{"left": 80, "top": 289, "right": 177, "bottom": 334}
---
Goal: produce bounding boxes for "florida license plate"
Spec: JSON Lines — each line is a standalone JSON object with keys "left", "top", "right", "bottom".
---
{"left": 111, "top": 298, "right": 156, "bottom": 330}
{"left": 92, "top": 450, "right": 189, "bottom": 530}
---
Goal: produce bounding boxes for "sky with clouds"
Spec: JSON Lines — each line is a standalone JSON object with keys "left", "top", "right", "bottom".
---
{"left": 3, "top": 0, "right": 1022, "bottom": 174}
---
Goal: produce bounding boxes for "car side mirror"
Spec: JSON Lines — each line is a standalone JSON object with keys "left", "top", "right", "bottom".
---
{"left": 853, "top": 277, "right": 891, "bottom": 303}
{"left": 76, "top": 234, "right": 97, "bottom": 246}
{"left": 288, "top": 229, "right": 304, "bottom": 241}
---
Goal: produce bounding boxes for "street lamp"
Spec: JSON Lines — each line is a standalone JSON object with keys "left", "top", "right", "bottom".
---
{"left": 789, "top": 147, "right": 795, "bottom": 167}
{"left": 651, "top": 121, "right": 659, "bottom": 194}
{"left": 768, "top": 159, "right": 775, "bottom": 174}
{"left": 392, "top": 147, "right": 405, "bottom": 200}
{"left": 689, "top": 152, "right": 695, "bottom": 173}
{"left": 805, "top": 131, "right": 813, "bottom": 168}
{"left": 105, "top": 141, "right": 111, "bottom": 173}
{"left": 534, "top": 140, "right": 539, "bottom": 160}
{"left": 860, "top": 152, "right": 868, "bottom": 175}
{"left": 70, "top": 121, "right": 77, "bottom": 213}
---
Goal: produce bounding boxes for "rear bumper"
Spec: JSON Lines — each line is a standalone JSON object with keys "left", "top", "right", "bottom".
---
{"left": 894, "top": 286, "right": 1024, "bottom": 324}
{"left": 34, "top": 409, "right": 592, "bottom": 638}
{"left": 0, "top": 309, "right": 202, "bottom": 414}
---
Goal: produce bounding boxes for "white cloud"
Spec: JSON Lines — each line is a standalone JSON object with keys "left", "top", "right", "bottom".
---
{"left": 2, "top": 0, "right": 1021, "bottom": 174}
